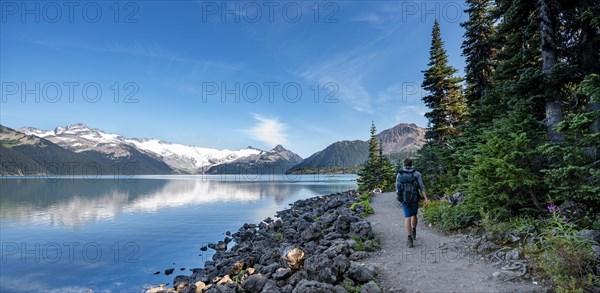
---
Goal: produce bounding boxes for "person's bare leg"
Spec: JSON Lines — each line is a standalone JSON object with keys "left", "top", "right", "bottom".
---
{"left": 405, "top": 218, "right": 411, "bottom": 236}
{"left": 405, "top": 217, "right": 414, "bottom": 247}
{"left": 411, "top": 215, "right": 418, "bottom": 239}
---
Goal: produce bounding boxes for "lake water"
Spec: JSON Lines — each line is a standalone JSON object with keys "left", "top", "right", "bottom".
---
{"left": 0, "top": 174, "right": 357, "bottom": 293}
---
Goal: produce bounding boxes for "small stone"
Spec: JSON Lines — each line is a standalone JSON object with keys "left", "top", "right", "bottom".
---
{"left": 165, "top": 268, "right": 174, "bottom": 275}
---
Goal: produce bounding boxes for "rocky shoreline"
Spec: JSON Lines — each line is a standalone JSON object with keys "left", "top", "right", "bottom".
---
{"left": 146, "top": 190, "right": 381, "bottom": 293}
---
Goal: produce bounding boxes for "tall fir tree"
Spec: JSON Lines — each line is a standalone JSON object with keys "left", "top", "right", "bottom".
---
{"left": 422, "top": 20, "right": 467, "bottom": 144}
{"left": 417, "top": 20, "right": 467, "bottom": 196}
{"left": 460, "top": 0, "right": 548, "bottom": 216}
{"left": 461, "top": 0, "right": 496, "bottom": 107}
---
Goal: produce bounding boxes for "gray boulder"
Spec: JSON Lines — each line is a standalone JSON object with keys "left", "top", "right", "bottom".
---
{"left": 242, "top": 274, "right": 268, "bottom": 292}
{"left": 347, "top": 262, "right": 376, "bottom": 283}
{"left": 273, "top": 268, "right": 293, "bottom": 280}
{"left": 304, "top": 255, "right": 337, "bottom": 284}
{"left": 301, "top": 223, "right": 322, "bottom": 242}
{"left": 350, "top": 221, "right": 375, "bottom": 239}
{"left": 578, "top": 230, "right": 600, "bottom": 243}
{"left": 261, "top": 280, "right": 282, "bottom": 293}
{"left": 286, "top": 270, "right": 308, "bottom": 287}
{"left": 292, "top": 280, "right": 336, "bottom": 293}
{"left": 360, "top": 281, "right": 382, "bottom": 293}
{"left": 323, "top": 241, "right": 350, "bottom": 258}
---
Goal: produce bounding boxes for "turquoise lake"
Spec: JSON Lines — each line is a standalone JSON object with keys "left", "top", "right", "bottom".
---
{"left": 0, "top": 174, "right": 357, "bottom": 292}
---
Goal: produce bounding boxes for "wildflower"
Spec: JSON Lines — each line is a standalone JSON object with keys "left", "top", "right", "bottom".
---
{"left": 547, "top": 204, "right": 558, "bottom": 213}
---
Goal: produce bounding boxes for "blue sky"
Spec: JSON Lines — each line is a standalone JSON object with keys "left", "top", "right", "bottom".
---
{"left": 1, "top": 1, "right": 467, "bottom": 157}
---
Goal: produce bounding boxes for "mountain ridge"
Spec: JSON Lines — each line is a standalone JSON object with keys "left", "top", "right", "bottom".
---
{"left": 5, "top": 122, "right": 424, "bottom": 175}
{"left": 288, "top": 123, "right": 425, "bottom": 173}
{"left": 17, "top": 124, "right": 268, "bottom": 174}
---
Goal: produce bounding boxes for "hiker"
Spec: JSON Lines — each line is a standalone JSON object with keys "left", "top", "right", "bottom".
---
{"left": 396, "top": 158, "right": 428, "bottom": 248}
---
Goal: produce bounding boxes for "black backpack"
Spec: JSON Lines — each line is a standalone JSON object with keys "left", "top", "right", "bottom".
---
{"left": 396, "top": 170, "right": 420, "bottom": 203}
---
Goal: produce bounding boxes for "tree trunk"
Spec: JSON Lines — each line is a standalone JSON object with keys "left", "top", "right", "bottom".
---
{"left": 538, "top": 0, "right": 564, "bottom": 142}
{"left": 529, "top": 190, "right": 544, "bottom": 211}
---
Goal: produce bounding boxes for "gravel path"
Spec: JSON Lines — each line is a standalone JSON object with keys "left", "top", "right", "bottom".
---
{"left": 363, "top": 192, "right": 546, "bottom": 293}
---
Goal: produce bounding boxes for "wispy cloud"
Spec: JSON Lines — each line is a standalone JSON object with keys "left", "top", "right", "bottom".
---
{"left": 352, "top": 12, "right": 383, "bottom": 25}
{"left": 300, "top": 53, "right": 377, "bottom": 114}
{"left": 244, "top": 114, "right": 287, "bottom": 147}
{"left": 24, "top": 36, "right": 245, "bottom": 73}
{"left": 395, "top": 105, "right": 428, "bottom": 125}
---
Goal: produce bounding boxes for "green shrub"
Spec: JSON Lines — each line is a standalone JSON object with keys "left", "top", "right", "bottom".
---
{"left": 423, "top": 200, "right": 478, "bottom": 232}
{"left": 481, "top": 210, "right": 543, "bottom": 235}
{"left": 593, "top": 215, "right": 600, "bottom": 231}
{"left": 351, "top": 192, "right": 375, "bottom": 217}
{"left": 529, "top": 211, "right": 597, "bottom": 292}
{"left": 352, "top": 235, "right": 379, "bottom": 252}
{"left": 342, "top": 280, "right": 361, "bottom": 293}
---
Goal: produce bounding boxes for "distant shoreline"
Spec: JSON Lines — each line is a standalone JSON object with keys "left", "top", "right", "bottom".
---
{"left": 0, "top": 173, "right": 359, "bottom": 182}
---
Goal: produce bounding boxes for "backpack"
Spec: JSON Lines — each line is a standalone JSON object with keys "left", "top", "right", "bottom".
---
{"left": 396, "top": 170, "right": 420, "bottom": 203}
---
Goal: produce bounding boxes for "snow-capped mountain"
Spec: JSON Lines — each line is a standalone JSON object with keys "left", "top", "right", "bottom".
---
{"left": 207, "top": 144, "right": 303, "bottom": 174}
{"left": 18, "top": 123, "right": 263, "bottom": 174}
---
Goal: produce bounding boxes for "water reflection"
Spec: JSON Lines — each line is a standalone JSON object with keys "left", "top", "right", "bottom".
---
{"left": 0, "top": 175, "right": 357, "bottom": 292}
{"left": 0, "top": 176, "right": 357, "bottom": 229}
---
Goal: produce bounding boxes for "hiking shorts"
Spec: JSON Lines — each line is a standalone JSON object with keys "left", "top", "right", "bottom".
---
{"left": 402, "top": 202, "right": 419, "bottom": 218}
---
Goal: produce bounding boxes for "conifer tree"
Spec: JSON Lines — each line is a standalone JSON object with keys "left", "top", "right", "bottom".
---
{"left": 422, "top": 20, "right": 467, "bottom": 144}
{"left": 461, "top": 0, "right": 496, "bottom": 106}
{"left": 357, "top": 122, "right": 396, "bottom": 192}
{"left": 417, "top": 20, "right": 467, "bottom": 196}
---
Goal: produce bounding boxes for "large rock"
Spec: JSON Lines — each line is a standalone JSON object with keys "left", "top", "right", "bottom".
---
{"left": 323, "top": 241, "right": 350, "bottom": 258}
{"left": 292, "top": 280, "right": 336, "bottom": 293}
{"left": 334, "top": 212, "right": 360, "bottom": 234}
{"left": 304, "top": 255, "right": 337, "bottom": 284}
{"left": 205, "top": 284, "right": 237, "bottom": 293}
{"left": 281, "top": 247, "right": 305, "bottom": 270}
{"left": 286, "top": 270, "right": 308, "bottom": 287}
{"left": 273, "top": 268, "right": 293, "bottom": 280}
{"left": 261, "top": 280, "right": 282, "bottom": 293}
{"left": 242, "top": 274, "right": 268, "bottom": 292}
{"left": 173, "top": 275, "right": 192, "bottom": 290}
{"left": 360, "top": 281, "right": 382, "bottom": 293}
{"left": 578, "top": 230, "right": 600, "bottom": 243}
{"left": 350, "top": 221, "right": 374, "bottom": 239}
{"left": 259, "top": 263, "right": 281, "bottom": 276}
{"left": 346, "top": 262, "right": 376, "bottom": 283}
{"left": 301, "top": 223, "right": 322, "bottom": 242}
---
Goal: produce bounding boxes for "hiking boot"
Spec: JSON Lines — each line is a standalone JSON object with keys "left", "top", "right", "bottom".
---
{"left": 412, "top": 228, "right": 417, "bottom": 240}
{"left": 407, "top": 236, "right": 414, "bottom": 248}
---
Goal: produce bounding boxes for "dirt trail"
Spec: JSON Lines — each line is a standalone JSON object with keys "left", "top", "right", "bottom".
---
{"left": 363, "top": 192, "right": 546, "bottom": 293}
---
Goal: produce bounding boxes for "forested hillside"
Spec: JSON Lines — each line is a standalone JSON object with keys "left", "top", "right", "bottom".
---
{"left": 357, "top": 0, "right": 599, "bottom": 290}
